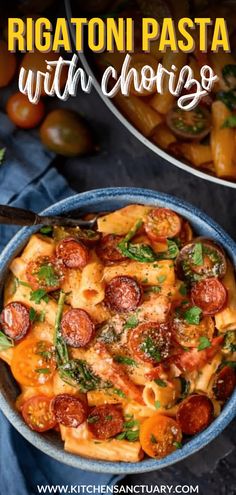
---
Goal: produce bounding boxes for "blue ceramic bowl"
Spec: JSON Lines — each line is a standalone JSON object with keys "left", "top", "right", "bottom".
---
{"left": 0, "top": 187, "right": 235, "bottom": 474}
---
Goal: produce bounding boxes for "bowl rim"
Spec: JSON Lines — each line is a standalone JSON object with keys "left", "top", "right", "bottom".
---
{"left": 64, "top": 0, "right": 236, "bottom": 190}
{"left": 0, "top": 186, "right": 236, "bottom": 474}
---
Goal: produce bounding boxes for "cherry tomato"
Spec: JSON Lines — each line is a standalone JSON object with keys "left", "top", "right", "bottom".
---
{"left": 40, "top": 110, "right": 93, "bottom": 157}
{"left": 191, "top": 278, "right": 227, "bottom": 315}
{"left": 6, "top": 92, "right": 45, "bottom": 129}
{"left": 87, "top": 404, "right": 124, "bottom": 439}
{"left": 213, "top": 366, "right": 236, "bottom": 401}
{"left": 129, "top": 321, "right": 171, "bottom": 364}
{"left": 144, "top": 208, "right": 182, "bottom": 242}
{"left": 26, "top": 256, "right": 65, "bottom": 292}
{"left": 140, "top": 414, "right": 182, "bottom": 459}
{"left": 11, "top": 338, "right": 56, "bottom": 387}
{"left": 177, "top": 394, "right": 214, "bottom": 435}
{"left": 0, "top": 40, "right": 16, "bottom": 88}
{"left": 172, "top": 305, "right": 215, "bottom": 348}
{"left": 176, "top": 239, "right": 227, "bottom": 282}
{"left": 166, "top": 106, "right": 211, "bottom": 140}
{"left": 0, "top": 302, "right": 31, "bottom": 340}
{"left": 22, "top": 396, "right": 56, "bottom": 432}
{"left": 20, "top": 50, "right": 67, "bottom": 96}
{"left": 52, "top": 394, "right": 88, "bottom": 428}
{"left": 105, "top": 276, "right": 142, "bottom": 312}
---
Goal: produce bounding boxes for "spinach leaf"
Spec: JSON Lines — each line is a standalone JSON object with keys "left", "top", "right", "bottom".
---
{"left": 0, "top": 330, "right": 13, "bottom": 351}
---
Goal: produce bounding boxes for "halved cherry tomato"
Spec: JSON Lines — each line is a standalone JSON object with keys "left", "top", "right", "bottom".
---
{"left": 176, "top": 239, "right": 227, "bottom": 282}
{"left": 166, "top": 106, "right": 211, "bottom": 140}
{"left": 56, "top": 237, "right": 89, "bottom": 269}
{"left": 96, "top": 234, "right": 128, "bottom": 264}
{"left": 0, "top": 302, "right": 31, "bottom": 340}
{"left": 177, "top": 394, "right": 214, "bottom": 435}
{"left": 144, "top": 208, "right": 182, "bottom": 242}
{"left": 26, "top": 256, "right": 65, "bottom": 292}
{"left": 172, "top": 305, "right": 215, "bottom": 348}
{"left": 6, "top": 92, "right": 45, "bottom": 129}
{"left": 11, "top": 338, "right": 56, "bottom": 387}
{"left": 191, "top": 278, "right": 227, "bottom": 315}
{"left": 52, "top": 394, "right": 88, "bottom": 428}
{"left": 105, "top": 276, "right": 142, "bottom": 312}
{"left": 129, "top": 321, "right": 171, "bottom": 364}
{"left": 213, "top": 366, "right": 236, "bottom": 401}
{"left": 22, "top": 396, "right": 56, "bottom": 432}
{"left": 61, "top": 309, "right": 95, "bottom": 348}
{"left": 140, "top": 414, "right": 182, "bottom": 459}
{"left": 87, "top": 404, "right": 124, "bottom": 439}
{"left": 0, "top": 40, "right": 16, "bottom": 88}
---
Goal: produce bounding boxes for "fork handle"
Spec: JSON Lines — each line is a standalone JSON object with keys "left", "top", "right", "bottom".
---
{"left": 0, "top": 204, "right": 93, "bottom": 228}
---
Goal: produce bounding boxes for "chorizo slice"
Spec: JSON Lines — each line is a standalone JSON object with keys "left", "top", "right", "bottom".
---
{"left": 87, "top": 404, "right": 124, "bottom": 439}
{"left": 56, "top": 237, "right": 89, "bottom": 269}
{"left": 191, "top": 278, "right": 227, "bottom": 316}
{"left": 177, "top": 394, "right": 214, "bottom": 435}
{"left": 96, "top": 234, "right": 127, "bottom": 264}
{"left": 52, "top": 394, "right": 88, "bottom": 428}
{"left": 61, "top": 309, "right": 95, "bottom": 348}
{"left": 0, "top": 302, "right": 31, "bottom": 340}
{"left": 213, "top": 366, "right": 236, "bottom": 401}
{"left": 105, "top": 276, "right": 142, "bottom": 312}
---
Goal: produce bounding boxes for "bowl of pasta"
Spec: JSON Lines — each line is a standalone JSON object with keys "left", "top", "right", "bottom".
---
{"left": 66, "top": 0, "right": 236, "bottom": 188}
{"left": 0, "top": 187, "right": 236, "bottom": 473}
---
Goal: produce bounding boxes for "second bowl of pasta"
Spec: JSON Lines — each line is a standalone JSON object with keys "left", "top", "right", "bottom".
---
{"left": 0, "top": 187, "right": 235, "bottom": 473}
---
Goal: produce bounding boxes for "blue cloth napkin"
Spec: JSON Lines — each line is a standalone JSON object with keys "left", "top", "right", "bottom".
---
{"left": 0, "top": 112, "right": 123, "bottom": 494}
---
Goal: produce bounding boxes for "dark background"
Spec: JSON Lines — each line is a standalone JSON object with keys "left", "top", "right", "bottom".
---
{"left": 53, "top": 85, "right": 236, "bottom": 494}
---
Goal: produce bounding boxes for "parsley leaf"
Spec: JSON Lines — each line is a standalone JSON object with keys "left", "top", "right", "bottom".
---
{"left": 123, "top": 314, "right": 139, "bottom": 330}
{"left": 0, "top": 148, "right": 6, "bottom": 165}
{"left": 40, "top": 226, "right": 53, "bottom": 235}
{"left": 113, "top": 388, "right": 126, "bottom": 398}
{"left": 30, "top": 289, "right": 49, "bottom": 304}
{"left": 154, "top": 400, "right": 161, "bottom": 409}
{"left": 173, "top": 441, "right": 182, "bottom": 449}
{"left": 198, "top": 336, "right": 211, "bottom": 351}
{"left": 29, "top": 307, "right": 37, "bottom": 322}
{"left": 37, "top": 264, "right": 59, "bottom": 287}
{"left": 0, "top": 330, "right": 13, "bottom": 351}
{"left": 222, "top": 115, "right": 236, "bottom": 128}
{"left": 114, "top": 355, "right": 137, "bottom": 366}
{"left": 179, "top": 283, "right": 188, "bottom": 296}
{"left": 192, "top": 243, "right": 203, "bottom": 266}
{"left": 154, "top": 378, "right": 167, "bottom": 387}
{"left": 140, "top": 336, "right": 161, "bottom": 363}
{"left": 183, "top": 306, "right": 202, "bottom": 325}
{"left": 156, "top": 274, "right": 166, "bottom": 283}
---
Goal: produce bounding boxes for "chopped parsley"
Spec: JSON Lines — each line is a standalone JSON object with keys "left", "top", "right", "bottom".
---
{"left": 30, "top": 289, "right": 49, "bottom": 304}
{"left": 156, "top": 275, "right": 166, "bottom": 283}
{"left": 0, "top": 330, "right": 13, "bottom": 351}
{"left": 192, "top": 243, "right": 203, "bottom": 266}
{"left": 116, "top": 417, "right": 140, "bottom": 442}
{"left": 114, "top": 355, "right": 137, "bottom": 367}
{"left": 173, "top": 441, "right": 182, "bottom": 449}
{"left": 87, "top": 415, "right": 99, "bottom": 424}
{"left": 198, "top": 336, "right": 211, "bottom": 351}
{"left": 123, "top": 314, "right": 139, "bottom": 330}
{"left": 0, "top": 147, "right": 6, "bottom": 165}
{"left": 29, "top": 307, "right": 38, "bottom": 322}
{"left": 150, "top": 434, "right": 157, "bottom": 444}
{"left": 183, "top": 306, "right": 202, "bottom": 325}
{"left": 35, "top": 368, "right": 51, "bottom": 374}
{"left": 154, "top": 400, "right": 161, "bottom": 409}
{"left": 40, "top": 226, "right": 53, "bottom": 235}
{"left": 144, "top": 285, "right": 161, "bottom": 294}
{"left": 113, "top": 388, "right": 126, "bottom": 398}
{"left": 154, "top": 378, "right": 167, "bottom": 387}
{"left": 140, "top": 336, "right": 161, "bottom": 362}
{"left": 37, "top": 264, "right": 59, "bottom": 287}
{"left": 179, "top": 283, "right": 188, "bottom": 296}
{"left": 222, "top": 360, "right": 236, "bottom": 368}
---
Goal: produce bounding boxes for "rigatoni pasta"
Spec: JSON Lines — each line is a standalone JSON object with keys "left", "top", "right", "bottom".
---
{"left": 0, "top": 204, "right": 235, "bottom": 462}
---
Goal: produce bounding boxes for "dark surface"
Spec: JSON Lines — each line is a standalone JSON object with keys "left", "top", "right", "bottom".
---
{"left": 53, "top": 87, "right": 236, "bottom": 494}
